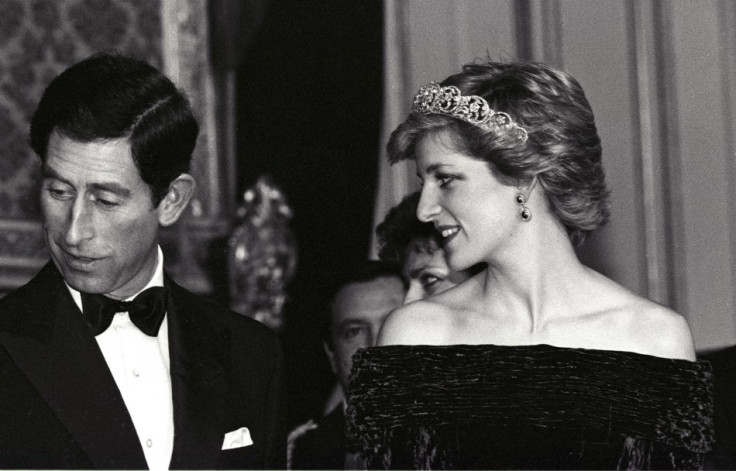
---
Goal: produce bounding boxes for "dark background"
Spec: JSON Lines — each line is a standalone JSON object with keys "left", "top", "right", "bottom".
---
{"left": 235, "top": 1, "right": 384, "bottom": 427}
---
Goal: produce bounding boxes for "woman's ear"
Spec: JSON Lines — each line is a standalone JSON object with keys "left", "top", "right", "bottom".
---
{"left": 520, "top": 175, "right": 539, "bottom": 201}
{"left": 157, "top": 173, "right": 196, "bottom": 227}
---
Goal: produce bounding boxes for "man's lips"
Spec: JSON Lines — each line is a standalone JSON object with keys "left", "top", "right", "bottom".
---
{"left": 60, "top": 249, "right": 103, "bottom": 268}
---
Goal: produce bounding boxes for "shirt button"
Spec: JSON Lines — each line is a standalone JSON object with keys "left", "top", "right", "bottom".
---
{"left": 146, "top": 439, "right": 153, "bottom": 448}
{"left": 132, "top": 369, "right": 140, "bottom": 377}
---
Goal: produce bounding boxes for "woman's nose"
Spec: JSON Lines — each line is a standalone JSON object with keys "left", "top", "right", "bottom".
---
{"left": 416, "top": 187, "right": 440, "bottom": 223}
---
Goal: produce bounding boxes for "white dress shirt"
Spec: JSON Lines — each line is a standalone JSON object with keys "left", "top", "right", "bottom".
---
{"left": 67, "top": 246, "right": 174, "bottom": 471}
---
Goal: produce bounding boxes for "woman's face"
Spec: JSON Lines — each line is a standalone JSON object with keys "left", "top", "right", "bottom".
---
{"left": 414, "top": 130, "right": 519, "bottom": 271}
{"left": 402, "top": 238, "right": 471, "bottom": 304}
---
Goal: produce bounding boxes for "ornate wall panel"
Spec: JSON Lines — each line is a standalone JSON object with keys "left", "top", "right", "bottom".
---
{"left": 158, "top": 0, "right": 233, "bottom": 296}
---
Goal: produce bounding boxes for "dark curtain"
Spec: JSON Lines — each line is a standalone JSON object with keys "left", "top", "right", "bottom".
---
{"left": 232, "top": 0, "right": 384, "bottom": 427}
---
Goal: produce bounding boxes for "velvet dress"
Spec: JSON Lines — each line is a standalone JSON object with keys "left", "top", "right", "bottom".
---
{"left": 346, "top": 344, "right": 713, "bottom": 470}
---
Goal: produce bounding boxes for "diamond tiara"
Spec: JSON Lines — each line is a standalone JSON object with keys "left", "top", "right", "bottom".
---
{"left": 412, "top": 81, "right": 528, "bottom": 145}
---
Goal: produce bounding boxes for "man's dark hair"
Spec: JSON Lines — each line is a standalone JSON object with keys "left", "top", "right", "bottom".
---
{"left": 30, "top": 52, "right": 199, "bottom": 205}
{"left": 321, "top": 260, "right": 402, "bottom": 349}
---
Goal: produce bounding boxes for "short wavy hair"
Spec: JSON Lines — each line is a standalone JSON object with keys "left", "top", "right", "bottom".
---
{"left": 376, "top": 191, "right": 440, "bottom": 268}
{"left": 387, "top": 61, "right": 610, "bottom": 246}
{"left": 30, "top": 52, "right": 199, "bottom": 206}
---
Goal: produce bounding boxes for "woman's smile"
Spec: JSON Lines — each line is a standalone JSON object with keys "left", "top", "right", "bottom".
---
{"left": 438, "top": 225, "right": 461, "bottom": 245}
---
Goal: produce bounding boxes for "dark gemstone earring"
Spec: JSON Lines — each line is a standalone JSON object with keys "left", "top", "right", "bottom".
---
{"left": 516, "top": 194, "right": 532, "bottom": 222}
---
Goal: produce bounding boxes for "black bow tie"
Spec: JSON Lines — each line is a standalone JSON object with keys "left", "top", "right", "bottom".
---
{"left": 81, "top": 287, "right": 168, "bottom": 336}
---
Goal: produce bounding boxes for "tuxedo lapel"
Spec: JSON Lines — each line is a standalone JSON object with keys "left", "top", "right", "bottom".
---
{"left": 0, "top": 263, "right": 146, "bottom": 469}
{"left": 166, "top": 278, "right": 229, "bottom": 469}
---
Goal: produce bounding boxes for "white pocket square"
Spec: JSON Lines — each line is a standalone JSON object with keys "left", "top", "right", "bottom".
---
{"left": 222, "top": 427, "right": 253, "bottom": 450}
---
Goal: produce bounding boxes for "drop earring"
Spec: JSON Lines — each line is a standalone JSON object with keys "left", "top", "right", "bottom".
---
{"left": 516, "top": 194, "right": 532, "bottom": 222}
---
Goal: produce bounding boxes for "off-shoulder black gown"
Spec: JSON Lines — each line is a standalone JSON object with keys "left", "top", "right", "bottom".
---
{"left": 346, "top": 344, "right": 713, "bottom": 470}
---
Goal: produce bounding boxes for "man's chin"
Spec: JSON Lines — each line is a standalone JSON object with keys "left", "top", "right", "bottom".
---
{"left": 58, "top": 268, "right": 111, "bottom": 295}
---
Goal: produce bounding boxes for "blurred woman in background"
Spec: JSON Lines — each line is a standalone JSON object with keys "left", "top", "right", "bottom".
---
{"left": 376, "top": 191, "right": 481, "bottom": 304}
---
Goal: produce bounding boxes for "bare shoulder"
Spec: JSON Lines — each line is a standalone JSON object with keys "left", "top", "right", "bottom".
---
{"left": 577, "top": 271, "right": 696, "bottom": 360}
{"left": 618, "top": 298, "right": 696, "bottom": 361}
{"left": 377, "top": 299, "right": 455, "bottom": 346}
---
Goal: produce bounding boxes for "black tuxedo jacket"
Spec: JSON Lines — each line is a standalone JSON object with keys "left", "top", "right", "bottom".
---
{"left": 290, "top": 405, "right": 346, "bottom": 470}
{"left": 0, "top": 262, "right": 285, "bottom": 469}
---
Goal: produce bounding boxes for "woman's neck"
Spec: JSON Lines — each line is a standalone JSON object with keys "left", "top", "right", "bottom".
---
{"left": 478, "top": 219, "right": 589, "bottom": 331}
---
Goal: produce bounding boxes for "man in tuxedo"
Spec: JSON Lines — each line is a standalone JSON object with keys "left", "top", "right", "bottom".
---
{"left": 287, "top": 261, "right": 405, "bottom": 469}
{"left": 0, "top": 53, "right": 285, "bottom": 469}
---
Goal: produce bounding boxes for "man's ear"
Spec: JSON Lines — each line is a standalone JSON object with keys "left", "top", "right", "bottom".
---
{"left": 157, "top": 173, "right": 196, "bottom": 227}
{"left": 323, "top": 340, "right": 338, "bottom": 375}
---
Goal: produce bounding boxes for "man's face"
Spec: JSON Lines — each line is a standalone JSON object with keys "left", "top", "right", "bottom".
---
{"left": 326, "top": 275, "right": 405, "bottom": 391}
{"left": 41, "top": 132, "right": 162, "bottom": 299}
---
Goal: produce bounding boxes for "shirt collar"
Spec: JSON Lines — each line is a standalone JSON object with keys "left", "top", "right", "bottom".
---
{"left": 67, "top": 246, "right": 165, "bottom": 313}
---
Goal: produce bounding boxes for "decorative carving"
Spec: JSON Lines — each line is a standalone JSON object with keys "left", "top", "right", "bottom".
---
{"left": 227, "top": 176, "right": 298, "bottom": 331}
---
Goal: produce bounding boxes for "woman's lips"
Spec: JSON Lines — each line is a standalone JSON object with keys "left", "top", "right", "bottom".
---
{"left": 438, "top": 226, "right": 460, "bottom": 246}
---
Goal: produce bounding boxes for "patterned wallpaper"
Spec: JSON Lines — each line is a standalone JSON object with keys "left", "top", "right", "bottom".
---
{"left": 0, "top": 0, "right": 162, "bottom": 220}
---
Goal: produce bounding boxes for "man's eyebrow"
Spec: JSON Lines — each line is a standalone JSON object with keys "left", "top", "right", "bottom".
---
{"left": 89, "top": 182, "right": 131, "bottom": 198}
{"left": 42, "top": 165, "right": 131, "bottom": 198}
{"left": 41, "top": 165, "right": 71, "bottom": 185}
{"left": 337, "top": 319, "right": 365, "bottom": 327}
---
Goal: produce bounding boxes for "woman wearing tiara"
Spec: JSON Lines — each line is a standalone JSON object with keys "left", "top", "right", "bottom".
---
{"left": 346, "top": 61, "right": 713, "bottom": 470}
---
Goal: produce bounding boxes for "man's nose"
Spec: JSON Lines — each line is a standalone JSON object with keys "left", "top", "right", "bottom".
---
{"left": 416, "top": 187, "right": 440, "bottom": 223}
{"left": 64, "top": 197, "right": 94, "bottom": 246}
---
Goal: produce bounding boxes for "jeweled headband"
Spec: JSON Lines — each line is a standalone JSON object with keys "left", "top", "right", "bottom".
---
{"left": 412, "top": 81, "right": 528, "bottom": 145}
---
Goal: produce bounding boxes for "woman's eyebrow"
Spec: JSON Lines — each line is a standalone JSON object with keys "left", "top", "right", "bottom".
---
{"left": 418, "top": 163, "right": 454, "bottom": 177}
